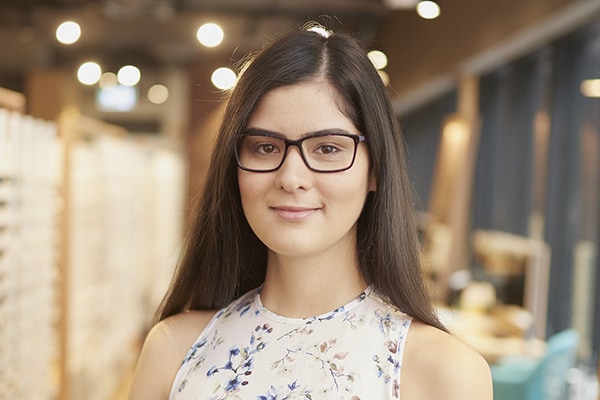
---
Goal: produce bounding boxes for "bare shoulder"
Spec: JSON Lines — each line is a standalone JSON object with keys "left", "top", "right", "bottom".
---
{"left": 401, "top": 321, "right": 493, "bottom": 400}
{"left": 128, "top": 310, "right": 216, "bottom": 400}
{"left": 159, "top": 310, "right": 217, "bottom": 342}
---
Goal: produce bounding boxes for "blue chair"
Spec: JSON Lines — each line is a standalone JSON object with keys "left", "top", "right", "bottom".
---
{"left": 491, "top": 329, "right": 579, "bottom": 400}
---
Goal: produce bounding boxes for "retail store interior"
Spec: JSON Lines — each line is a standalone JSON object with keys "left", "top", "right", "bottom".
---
{"left": 0, "top": 0, "right": 599, "bottom": 399}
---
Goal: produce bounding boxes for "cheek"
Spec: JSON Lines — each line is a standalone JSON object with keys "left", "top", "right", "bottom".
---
{"left": 238, "top": 172, "right": 265, "bottom": 212}
{"left": 338, "top": 155, "right": 373, "bottom": 197}
{"left": 321, "top": 172, "right": 371, "bottom": 211}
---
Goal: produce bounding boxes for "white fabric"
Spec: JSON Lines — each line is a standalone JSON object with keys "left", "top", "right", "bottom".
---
{"left": 169, "top": 287, "right": 412, "bottom": 400}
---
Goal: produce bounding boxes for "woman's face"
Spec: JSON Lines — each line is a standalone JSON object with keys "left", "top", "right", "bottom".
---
{"left": 238, "top": 80, "right": 375, "bottom": 260}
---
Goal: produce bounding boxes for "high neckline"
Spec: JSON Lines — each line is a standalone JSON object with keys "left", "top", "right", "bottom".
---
{"left": 255, "top": 286, "right": 372, "bottom": 325}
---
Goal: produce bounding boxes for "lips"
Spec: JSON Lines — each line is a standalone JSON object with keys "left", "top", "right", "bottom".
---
{"left": 271, "top": 206, "right": 320, "bottom": 221}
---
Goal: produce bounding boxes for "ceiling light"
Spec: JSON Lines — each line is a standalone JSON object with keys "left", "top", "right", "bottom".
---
{"left": 368, "top": 50, "right": 388, "bottom": 70}
{"left": 56, "top": 21, "right": 81, "bottom": 45}
{"left": 197, "top": 23, "right": 224, "bottom": 48}
{"left": 117, "top": 65, "right": 141, "bottom": 87}
{"left": 99, "top": 72, "right": 118, "bottom": 89}
{"left": 580, "top": 79, "right": 600, "bottom": 98}
{"left": 416, "top": 1, "right": 441, "bottom": 19}
{"left": 148, "top": 84, "right": 169, "bottom": 104}
{"left": 211, "top": 67, "right": 236, "bottom": 90}
{"left": 77, "top": 62, "right": 101, "bottom": 85}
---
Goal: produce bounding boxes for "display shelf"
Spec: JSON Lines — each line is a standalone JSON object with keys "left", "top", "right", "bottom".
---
{"left": 57, "top": 112, "right": 185, "bottom": 400}
{"left": 0, "top": 96, "right": 185, "bottom": 400}
{"left": 0, "top": 106, "right": 60, "bottom": 400}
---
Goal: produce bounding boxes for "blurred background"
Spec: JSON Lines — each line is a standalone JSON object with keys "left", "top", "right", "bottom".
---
{"left": 0, "top": 0, "right": 598, "bottom": 399}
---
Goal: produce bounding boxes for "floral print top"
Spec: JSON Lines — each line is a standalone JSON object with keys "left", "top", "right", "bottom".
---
{"left": 169, "top": 287, "right": 412, "bottom": 400}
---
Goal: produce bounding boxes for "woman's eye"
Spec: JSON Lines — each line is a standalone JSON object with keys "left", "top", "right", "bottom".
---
{"left": 257, "top": 143, "right": 279, "bottom": 154}
{"left": 315, "top": 144, "right": 339, "bottom": 154}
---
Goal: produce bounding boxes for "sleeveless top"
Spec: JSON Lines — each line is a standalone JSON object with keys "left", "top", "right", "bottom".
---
{"left": 169, "top": 287, "right": 412, "bottom": 400}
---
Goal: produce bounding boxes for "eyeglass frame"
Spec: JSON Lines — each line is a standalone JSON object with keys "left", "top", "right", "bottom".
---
{"left": 234, "top": 130, "right": 367, "bottom": 173}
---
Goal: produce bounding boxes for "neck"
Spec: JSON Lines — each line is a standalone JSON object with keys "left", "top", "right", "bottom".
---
{"left": 260, "top": 250, "right": 366, "bottom": 318}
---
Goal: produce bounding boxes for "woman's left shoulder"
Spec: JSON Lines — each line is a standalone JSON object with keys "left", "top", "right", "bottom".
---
{"left": 401, "top": 321, "right": 493, "bottom": 399}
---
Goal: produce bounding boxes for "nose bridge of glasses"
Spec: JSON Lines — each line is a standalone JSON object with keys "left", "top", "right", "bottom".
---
{"left": 281, "top": 140, "right": 311, "bottom": 169}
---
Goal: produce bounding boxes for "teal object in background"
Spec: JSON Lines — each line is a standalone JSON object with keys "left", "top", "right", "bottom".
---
{"left": 491, "top": 329, "right": 579, "bottom": 400}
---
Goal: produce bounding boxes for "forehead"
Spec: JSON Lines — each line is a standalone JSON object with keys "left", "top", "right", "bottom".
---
{"left": 246, "top": 81, "right": 359, "bottom": 138}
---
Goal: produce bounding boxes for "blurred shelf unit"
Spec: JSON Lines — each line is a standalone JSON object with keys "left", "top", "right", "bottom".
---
{"left": 0, "top": 103, "right": 60, "bottom": 400}
{"left": 0, "top": 87, "right": 186, "bottom": 400}
{"left": 58, "top": 111, "right": 186, "bottom": 400}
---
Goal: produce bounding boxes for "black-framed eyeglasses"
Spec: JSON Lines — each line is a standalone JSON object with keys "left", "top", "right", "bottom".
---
{"left": 235, "top": 131, "right": 367, "bottom": 173}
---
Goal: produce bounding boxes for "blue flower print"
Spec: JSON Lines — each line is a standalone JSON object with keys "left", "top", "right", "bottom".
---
{"left": 225, "top": 375, "right": 242, "bottom": 392}
{"left": 195, "top": 324, "right": 272, "bottom": 397}
{"left": 374, "top": 309, "right": 397, "bottom": 334}
{"left": 257, "top": 381, "right": 306, "bottom": 400}
{"left": 237, "top": 300, "right": 252, "bottom": 317}
{"left": 181, "top": 335, "right": 208, "bottom": 365}
{"left": 257, "top": 385, "right": 279, "bottom": 400}
{"left": 171, "top": 287, "right": 411, "bottom": 400}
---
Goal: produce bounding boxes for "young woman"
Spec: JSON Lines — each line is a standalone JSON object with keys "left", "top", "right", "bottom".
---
{"left": 129, "top": 25, "right": 493, "bottom": 400}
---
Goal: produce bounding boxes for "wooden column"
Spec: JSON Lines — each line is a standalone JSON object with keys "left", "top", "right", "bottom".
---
{"left": 0, "top": 87, "right": 25, "bottom": 112}
{"left": 25, "top": 68, "right": 79, "bottom": 400}
{"left": 25, "top": 69, "right": 78, "bottom": 121}
{"left": 425, "top": 75, "right": 481, "bottom": 302}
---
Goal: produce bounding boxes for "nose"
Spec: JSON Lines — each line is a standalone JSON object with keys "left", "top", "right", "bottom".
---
{"left": 274, "top": 145, "right": 313, "bottom": 191}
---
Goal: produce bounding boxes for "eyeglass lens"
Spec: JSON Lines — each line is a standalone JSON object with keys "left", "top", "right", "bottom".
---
{"left": 236, "top": 134, "right": 360, "bottom": 172}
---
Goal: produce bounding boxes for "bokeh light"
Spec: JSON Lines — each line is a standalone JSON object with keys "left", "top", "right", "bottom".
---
{"left": 56, "top": 21, "right": 81, "bottom": 45}
{"left": 196, "top": 23, "right": 224, "bottom": 47}
{"left": 148, "top": 84, "right": 169, "bottom": 104}
{"left": 368, "top": 50, "right": 388, "bottom": 70}
{"left": 580, "top": 79, "right": 600, "bottom": 98}
{"left": 416, "top": 1, "right": 441, "bottom": 19}
{"left": 211, "top": 67, "right": 236, "bottom": 90}
{"left": 77, "top": 61, "right": 101, "bottom": 85}
{"left": 117, "top": 65, "right": 141, "bottom": 86}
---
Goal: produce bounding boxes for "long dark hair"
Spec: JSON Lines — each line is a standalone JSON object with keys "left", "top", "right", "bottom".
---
{"left": 157, "top": 25, "right": 446, "bottom": 331}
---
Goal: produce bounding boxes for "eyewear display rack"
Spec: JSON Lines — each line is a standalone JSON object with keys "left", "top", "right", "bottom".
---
{"left": 0, "top": 101, "right": 60, "bottom": 399}
{"left": 0, "top": 85, "right": 186, "bottom": 400}
{"left": 57, "top": 110, "right": 186, "bottom": 400}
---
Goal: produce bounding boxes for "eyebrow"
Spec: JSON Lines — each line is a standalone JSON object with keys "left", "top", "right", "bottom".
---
{"left": 242, "top": 127, "right": 356, "bottom": 138}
